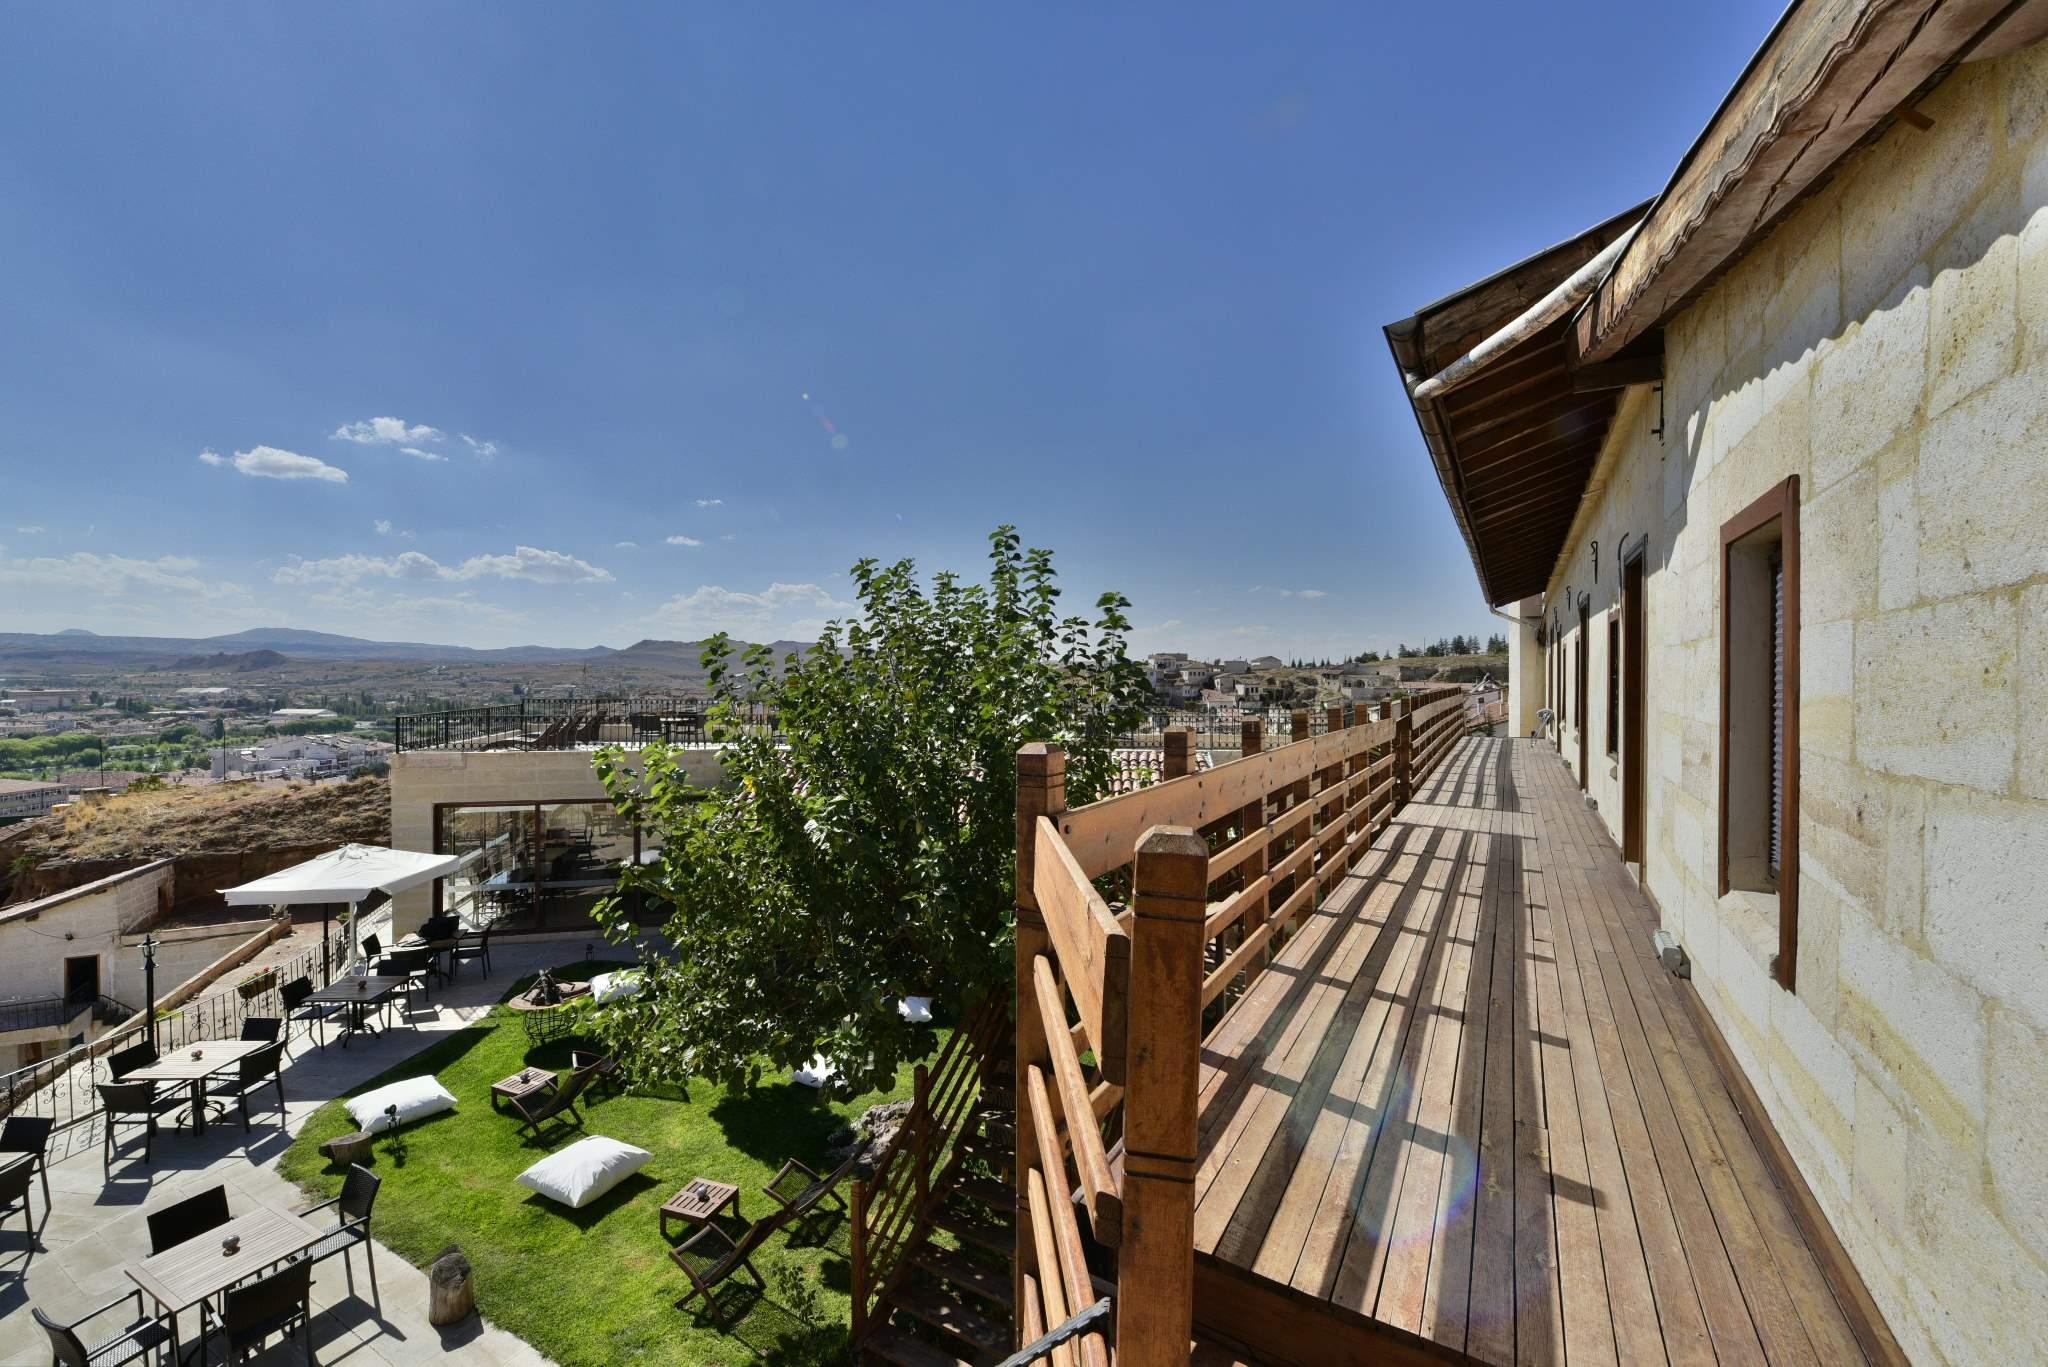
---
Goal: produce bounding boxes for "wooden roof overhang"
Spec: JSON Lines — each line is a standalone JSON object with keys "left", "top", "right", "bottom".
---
{"left": 1388, "top": 0, "right": 2048, "bottom": 607}
{"left": 1384, "top": 203, "right": 1649, "bottom": 607}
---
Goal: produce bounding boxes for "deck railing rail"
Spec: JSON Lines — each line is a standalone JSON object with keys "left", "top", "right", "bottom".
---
{"left": 1014, "top": 688, "right": 1465, "bottom": 1362}
{"left": 849, "top": 994, "right": 1008, "bottom": 1340}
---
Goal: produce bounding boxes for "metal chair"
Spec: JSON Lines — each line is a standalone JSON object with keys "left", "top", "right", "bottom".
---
{"left": 33, "top": 1292, "right": 172, "bottom": 1367}
{"left": 280, "top": 976, "right": 335, "bottom": 1053}
{"left": 299, "top": 1164, "right": 380, "bottom": 1283}
{"left": 145, "top": 1184, "right": 230, "bottom": 1255}
{"left": 97, "top": 1081, "right": 179, "bottom": 1174}
{"left": 1, "top": 1155, "right": 33, "bottom": 1251}
{"left": 239, "top": 1016, "right": 283, "bottom": 1043}
{"left": 198, "top": 1257, "right": 313, "bottom": 1364}
{"left": 0, "top": 1114, "right": 55, "bottom": 1211}
{"left": 106, "top": 1041, "right": 157, "bottom": 1081}
{"left": 450, "top": 925, "right": 492, "bottom": 981}
{"left": 378, "top": 948, "right": 433, "bottom": 1013}
{"left": 205, "top": 1042, "right": 286, "bottom": 1133}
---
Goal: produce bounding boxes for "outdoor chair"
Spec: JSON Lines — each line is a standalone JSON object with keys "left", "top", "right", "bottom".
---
{"left": 761, "top": 1153, "right": 855, "bottom": 1242}
{"left": 146, "top": 1184, "right": 230, "bottom": 1255}
{"left": 106, "top": 1041, "right": 157, "bottom": 1081}
{"left": 379, "top": 947, "right": 433, "bottom": 1011}
{"left": 361, "top": 934, "right": 382, "bottom": 962}
{"left": 198, "top": 1257, "right": 313, "bottom": 1365}
{"left": 205, "top": 1041, "right": 286, "bottom": 1134}
{"left": 0, "top": 1115, "right": 56, "bottom": 1211}
{"left": 297, "top": 1163, "right": 380, "bottom": 1284}
{"left": 33, "top": 1291, "right": 173, "bottom": 1367}
{"left": 569, "top": 1049, "right": 621, "bottom": 1098}
{"left": 280, "top": 975, "right": 336, "bottom": 1053}
{"left": 508, "top": 1060, "right": 601, "bottom": 1143}
{"left": 239, "top": 1016, "right": 283, "bottom": 1043}
{"left": 450, "top": 925, "right": 492, "bottom": 980}
{"left": 97, "top": 1081, "right": 180, "bottom": 1174}
{"left": 1, "top": 1154, "right": 33, "bottom": 1250}
{"left": 668, "top": 1204, "right": 799, "bottom": 1328}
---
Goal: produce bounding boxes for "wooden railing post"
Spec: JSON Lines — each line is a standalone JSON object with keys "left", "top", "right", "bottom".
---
{"left": 1291, "top": 708, "right": 1310, "bottom": 744}
{"left": 914, "top": 1064, "right": 931, "bottom": 1211}
{"left": 1014, "top": 742, "right": 1066, "bottom": 1349}
{"left": 1162, "top": 726, "right": 1194, "bottom": 780}
{"left": 1119, "top": 826, "right": 1208, "bottom": 1367}
{"left": 851, "top": 1178, "right": 870, "bottom": 1340}
{"left": 1239, "top": 720, "right": 1268, "bottom": 972}
{"left": 1394, "top": 698, "right": 1414, "bottom": 812}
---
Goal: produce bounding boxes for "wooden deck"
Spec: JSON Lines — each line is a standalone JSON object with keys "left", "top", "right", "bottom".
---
{"left": 1188, "top": 735, "right": 1884, "bottom": 1366}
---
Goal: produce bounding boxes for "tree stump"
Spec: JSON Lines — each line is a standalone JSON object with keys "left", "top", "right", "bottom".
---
{"left": 429, "top": 1245, "right": 475, "bottom": 1327}
{"left": 319, "top": 1131, "right": 374, "bottom": 1168}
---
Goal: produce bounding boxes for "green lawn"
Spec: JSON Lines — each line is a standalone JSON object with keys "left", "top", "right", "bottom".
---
{"left": 279, "top": 962, "right": 937, "bottom": 1365}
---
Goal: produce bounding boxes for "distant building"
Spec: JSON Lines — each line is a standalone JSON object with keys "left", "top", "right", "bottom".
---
{"left": 269, "top": 707, "right": 338, "bottom": 723}
{"left": 0, "top": 779, "right": 67, "bottom": 824}
{"left": 55, "top": 769, "right": 146, "bottom": 796}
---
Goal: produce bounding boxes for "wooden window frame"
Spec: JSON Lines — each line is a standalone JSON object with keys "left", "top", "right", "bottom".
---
{"left": 1606, "top": 614, "right": 1621, "bottom": 759}
{"left": 1719, "top": 475, "right": 1800, "bottom": 991}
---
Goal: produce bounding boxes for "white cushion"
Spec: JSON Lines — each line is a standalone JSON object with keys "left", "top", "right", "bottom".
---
{"left": 790, "top": 1055, "right": 837, "bottom": 1088}
{"left": 590, "top": 969, "right": 645, "bottom": 1004}
{"left": 346, "top": 1076, "right": 456, "bottom": 1134}
{"left": 897, "top": 996, "right": 933, "bottom": 1024}
{"left": 516, "top": 1136, "right": 653, "bottom": 1209}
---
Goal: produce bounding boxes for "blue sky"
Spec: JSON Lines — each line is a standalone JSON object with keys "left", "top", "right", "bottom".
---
{"left": 0, "top": 3, "right": 1781, "bottom": 657}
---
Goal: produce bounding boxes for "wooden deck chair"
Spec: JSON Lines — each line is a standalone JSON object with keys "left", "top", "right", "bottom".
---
{"left": 668, "top": 1203, "right": 799, "bottom": 1328}
{"left": 760, "top": 1152, "right": 855, "bottom": 1241}
{"left": 507, "top": 1060, "right": 601, "bottom": 1143}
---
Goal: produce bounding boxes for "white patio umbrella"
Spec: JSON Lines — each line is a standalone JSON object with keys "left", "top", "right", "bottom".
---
{"left": 220, "top": 843, "right": 461, "bottom": 984}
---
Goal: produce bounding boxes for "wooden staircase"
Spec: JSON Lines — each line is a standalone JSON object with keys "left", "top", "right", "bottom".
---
{"left": 858, "top": 1048, "right": 1019, "bottom": 1366}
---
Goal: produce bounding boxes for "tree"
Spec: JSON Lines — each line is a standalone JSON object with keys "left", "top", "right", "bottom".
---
{"left": 590, "top": 527, "right": 1148, "bottom": 1093}
{"left": 1487, "top": 633, "right": 1508, "bottom": 655}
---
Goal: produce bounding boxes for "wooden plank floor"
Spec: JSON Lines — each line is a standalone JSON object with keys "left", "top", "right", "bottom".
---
{"left": 1190, "top": 736, "right": 1876, "bottom": 1366}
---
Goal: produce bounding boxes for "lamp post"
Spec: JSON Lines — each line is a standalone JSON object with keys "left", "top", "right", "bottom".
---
{"left": 141, "top": 935, "right": 159, "bottom": 1050}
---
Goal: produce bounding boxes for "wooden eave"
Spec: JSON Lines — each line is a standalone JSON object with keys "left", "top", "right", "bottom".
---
{"left": 1574, "top": 0, "right": 2048, "bottom": 365}
{"left": 1384, "top": 203, "right": 1648, "bottom": 606}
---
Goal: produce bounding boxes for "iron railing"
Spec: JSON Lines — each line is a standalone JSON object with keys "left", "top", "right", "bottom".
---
{"left": 392, "top": 696, "right": 792, "bottom": 753}
{"left": 0, "top": 988, "right": 99, "bottom": 1036}
{"left": 0, "top": 917, "right": 354, "bottom": 1134}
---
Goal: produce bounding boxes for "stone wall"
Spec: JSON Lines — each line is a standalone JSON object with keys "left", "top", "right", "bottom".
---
{"left": 386, "top": 747, "right": 728, "bottom": 935}
{"left": 1536, "top": 44, "right": 2048, "bottom": 1364}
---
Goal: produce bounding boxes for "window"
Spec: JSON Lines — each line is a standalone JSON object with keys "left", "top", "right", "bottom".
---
{"left": 1606, "top": 615, "right": 1620, "bottom": 758}
{"left": 1720, "top": 475, "right": 1800, "bottom": 990}
{"left": 433, "top": 799, "right": 674, "bottom": 934}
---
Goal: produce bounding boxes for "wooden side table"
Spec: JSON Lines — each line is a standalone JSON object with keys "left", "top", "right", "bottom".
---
{"left": 660, "top": 1178, "right": 741, "bottom": 1238}
{"left": 491, "top": 1068, "right": 558, "bottom": 1113}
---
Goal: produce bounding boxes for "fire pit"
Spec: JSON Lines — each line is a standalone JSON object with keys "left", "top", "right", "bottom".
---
{"left": 506, "top": 969, "right": 591, "bottom": 1045}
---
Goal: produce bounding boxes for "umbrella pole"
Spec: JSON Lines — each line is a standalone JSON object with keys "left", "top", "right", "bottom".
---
{"left": 321, "top": 904, "right": 332, "bottom": 986}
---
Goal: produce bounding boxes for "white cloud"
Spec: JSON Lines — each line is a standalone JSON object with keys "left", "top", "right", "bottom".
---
{"left": 374, "top": 520, "right": 393, "bottom": 536}
{"left": 694, "top": 498, "right": 723, "bottom": 508}
{"left": 0, "top": 550, "right": 226, "bottom": 599}
{"left": 274, "top": 544, "right": 612, "bottom": 587}
{"left": 666, "top": 535, "right": 703, "bottom": 547}
{"left": 202, "top": 445, "right": 349, "bottom": 483}
{"left": 1278, "top": 588, "right": 1327, "bottom": 599}
{"left": 14, "top": 525, "right": 44, "bottom": 534}
{"left": 614, "top": 540, "right": 639, "bottom": 550}
{"left": 398, "top": 446, "right": 445, "bottom": 463}
{"left": 332, "top": 416, "right": 444, "bottom": 446}
{"left": 648, "top": 581, "right": 854, "bottom": 638}
{"left": 461, "top": 434, "right": 498, "bottom": 460}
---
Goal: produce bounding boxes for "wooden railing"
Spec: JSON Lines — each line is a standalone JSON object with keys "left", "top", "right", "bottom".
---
{"left": 1013, "top": 689, "right": 1464, "bottom": 1363}
{"left": 850, "top": 994, "right": 1008, "bottom": 1341}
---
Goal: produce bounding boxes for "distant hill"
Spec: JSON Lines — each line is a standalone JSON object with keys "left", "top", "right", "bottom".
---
{"left": 0, "top": 628, "right": 618, "bottom": 667}
{"left": 607, "top": 638, "right": 814, "bottom": 671}
{"left": 167, "top": 648, "right": 288, "bottom": 672}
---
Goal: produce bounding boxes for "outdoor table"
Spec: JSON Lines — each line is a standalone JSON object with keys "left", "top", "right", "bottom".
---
{"left": 123, "top": 1040, "right": 267, "bottom": 1136}
{"left": 660, "top": 1177, "right": 741, "bottom": 1237}
{"left": 491, "top": 1066, "right": 558, "bottom": 1113}
{"left": 307, "top": 976, "right": 406, "bottom": 1047}
{"left": 127, "top": 1204, "right": 324, "bottom": 1364}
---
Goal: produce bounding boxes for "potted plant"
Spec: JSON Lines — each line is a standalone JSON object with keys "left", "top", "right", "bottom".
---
{"left": 236, "top": 968, "right": 277, "bottom": 1001}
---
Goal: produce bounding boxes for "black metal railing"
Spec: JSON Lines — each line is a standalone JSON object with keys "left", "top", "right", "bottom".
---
{"left": 0, "top": 918, "right": 353, "bottom": 1134}
{"left": 0, "top": 988, "right": 97, "bottom": 1036}
{"left": 392, "top": 696, "right": 793, "bottom": 753}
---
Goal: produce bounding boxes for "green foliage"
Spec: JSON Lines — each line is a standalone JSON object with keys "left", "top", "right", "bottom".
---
{"left": 157, "top": 723, "right": 198, "bottom": 743}
{"left": 0, "top": 732, "right": 106, "bottom": 772}
{"left": 592, "top": 526, "right": 1146, "bottom": 1093}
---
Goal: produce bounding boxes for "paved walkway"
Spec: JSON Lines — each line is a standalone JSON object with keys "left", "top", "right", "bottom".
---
{"left": 0, "top": 939, "right": 580, "bottom": 1366}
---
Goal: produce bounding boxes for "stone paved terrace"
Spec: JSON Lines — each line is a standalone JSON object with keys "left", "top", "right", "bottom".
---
{"left": 0, "top": 938, "right": 584, "bottom": 1366}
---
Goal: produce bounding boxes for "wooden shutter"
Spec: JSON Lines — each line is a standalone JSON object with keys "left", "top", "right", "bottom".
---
{"left": 1769, "top": 548, "right": 1784, "bottom": 880}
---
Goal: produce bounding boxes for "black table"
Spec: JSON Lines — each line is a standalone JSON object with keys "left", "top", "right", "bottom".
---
{"left": 307, "top": 976, "right": 406, "bottom": 1046}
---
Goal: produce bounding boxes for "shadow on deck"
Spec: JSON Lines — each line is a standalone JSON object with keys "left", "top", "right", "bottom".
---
{"left": 1187, "top": 736, "right": 1894, "bottom": 1367}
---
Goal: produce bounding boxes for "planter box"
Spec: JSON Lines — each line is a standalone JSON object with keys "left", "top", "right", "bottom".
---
{"left": 236, "top": 971, "right": 277, "bottom": 1001}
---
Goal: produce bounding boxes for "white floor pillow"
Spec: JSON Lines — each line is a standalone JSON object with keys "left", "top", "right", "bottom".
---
{"left": 517, "top": 1136, "right": 653, "bottom": 1209}
{"left": 897, "top": 995, "right": 933, "bottom": 1024}
{"left": 590, "top": 969, "right": 645, "bottom": 1004}
{"left": 790, "top": 1054, "right": 837, "bottom": 1088}
{"left": 347, "top": 1076, "right": 456, "bottom": 1133}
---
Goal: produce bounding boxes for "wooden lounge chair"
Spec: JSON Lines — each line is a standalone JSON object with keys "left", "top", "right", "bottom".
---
{"left": 668, "top": 1203, "right": 798, "bottom": 1328}
{"left": 569, "top": 1049, "right": 620, "bottom": 1098}
{"left": 507, "top": 1061, "right": 601, "bottom": 1143}
{"left": 761, "top": 1153, "right": 855, "bottom": 1241}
